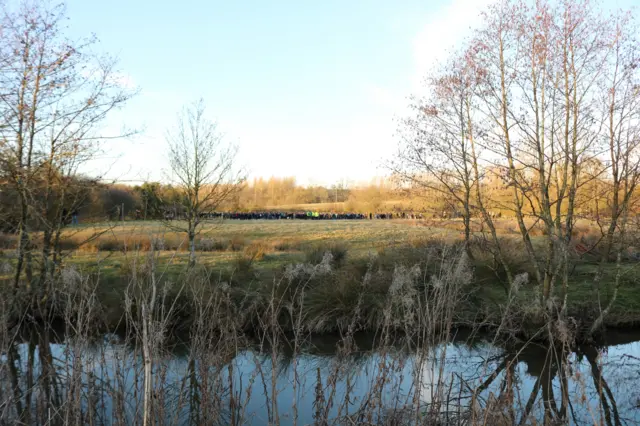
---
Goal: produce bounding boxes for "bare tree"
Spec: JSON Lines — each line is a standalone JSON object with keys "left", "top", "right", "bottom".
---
{"left": 469, "top": 0, "right": 638, "bottom": 316}
{"left": 393, "top": 50, "right": 517, "bottom": 281}
{"left": 590, "top": 11, "right": 640, "bottom": 332}
{"left": 396, "top": 0, "right": 639, "bottom": 334}
{"left": 165, "top": 99, "right": 245, "bottom": 267}
{"left": 392, "top": 59, "right": 479, "bottom": 258}
{"left": 0, "top": 1, "right": 136, "bottom": 291}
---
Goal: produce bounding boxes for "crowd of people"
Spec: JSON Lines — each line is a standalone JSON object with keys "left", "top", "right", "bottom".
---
{"left": 154, "top": 207, "right": 513, "bottom": 222}
{"left": 159, "top": 209, "right": 510, "bottom": 222}
{"left": 203, "top": 211, "right": 366, "bottom": 220}
{"left": 196, "top": 211, "right": 430, "bottom": 221}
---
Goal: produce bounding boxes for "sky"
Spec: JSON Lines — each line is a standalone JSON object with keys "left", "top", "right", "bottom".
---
{"left": 60, "top": 0, "right": 635, "bottom": 187}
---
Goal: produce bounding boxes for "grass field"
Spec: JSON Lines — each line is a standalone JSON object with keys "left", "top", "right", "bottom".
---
{"left": 44, "top": 216, "right": 604, "bottom": 267}
{"left": 0, "top": 217, "right": 626, "bottom": 282}
{"left": 2, "top": 218, "right": 639, "bottom": 335}
{"left": 39, "top": 219, "right": 449, "bottom": 292}
{"left": 51, "top": 219, "right": 457, "bottom": 269}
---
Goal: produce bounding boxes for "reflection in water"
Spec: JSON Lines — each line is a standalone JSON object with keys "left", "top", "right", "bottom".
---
{"left": 1, "top": 329, "right": 640, "bottom": 425}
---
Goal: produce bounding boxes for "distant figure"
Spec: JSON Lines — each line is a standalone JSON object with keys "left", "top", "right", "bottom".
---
{"left": 72, "top": 210, "right": 79, "bottom": 225}
{"left": 369, "top": 212, "right": 372, "bottom": 220}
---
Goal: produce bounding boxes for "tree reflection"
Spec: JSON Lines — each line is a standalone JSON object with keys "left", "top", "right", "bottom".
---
{"left": 1, "top": 328, "right": 638, "bottom": 425}
{"left": 468, "top": 340, "right": 631, "bottom": 426}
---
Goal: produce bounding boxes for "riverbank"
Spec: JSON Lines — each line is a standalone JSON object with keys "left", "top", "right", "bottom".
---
{"left": 4, "top": 245, "right": 640, "bottom": 344}
{"left": 2, "top": 220, "right": 639, "bottom": 342}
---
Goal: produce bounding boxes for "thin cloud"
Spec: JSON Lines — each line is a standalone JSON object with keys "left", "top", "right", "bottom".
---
{"left": 411, "top": 0, "right": 494, "bottom": 93}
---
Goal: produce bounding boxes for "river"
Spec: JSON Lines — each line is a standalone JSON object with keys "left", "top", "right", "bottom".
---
{"left": 2, "top": 328, "right": 640, "bottom": 425}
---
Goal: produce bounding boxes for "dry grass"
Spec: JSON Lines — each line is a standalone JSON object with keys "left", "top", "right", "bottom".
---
{"left": 0, "top": 217, "right": 604, "bottom": 253}
{"left": 49, "top": 219, "right": 451, "bottom": 257}
{"left": 0, "top": 218, "right": 610, "bottom": 279}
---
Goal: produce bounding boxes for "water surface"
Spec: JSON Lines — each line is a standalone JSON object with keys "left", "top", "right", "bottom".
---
{"left": 3, "top": 329, "right": 640, "bottom": 425}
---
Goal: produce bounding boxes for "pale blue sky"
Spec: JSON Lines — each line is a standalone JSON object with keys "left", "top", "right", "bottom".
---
{"left": 63, "top": 0, "right": 635, "bottom": 186}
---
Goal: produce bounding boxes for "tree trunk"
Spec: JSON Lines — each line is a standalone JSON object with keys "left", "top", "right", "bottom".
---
{"left": 466, "top": 99, "right": 514, "bottom": 286}
{"left": 142, "top": 259, "right": 157, "bottom": 426}
{"left": 40, "top": 229, "right": 53, "bottom": 300}
{"left": 463, "top": 190, "right": 474, "bottom": 261}
{"left": 188, "top": 224, "right": 196, "bottom": 268}
{"left": 14, "top": 204, "right": 33, "bottom": 290}
{"left": 14, "top": 221, "right": 28, "bottom": 290}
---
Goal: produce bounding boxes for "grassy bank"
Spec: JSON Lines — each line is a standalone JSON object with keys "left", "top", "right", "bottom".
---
{"left": 2, "top": 219, "right": 638, "bottom": 341}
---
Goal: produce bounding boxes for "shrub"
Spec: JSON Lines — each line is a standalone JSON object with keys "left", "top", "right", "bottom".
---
{"left": 151, "top": 237, "right": 165, "bottom": 251}
{"left": 0, "top": 233, "right": 17, "bottom": 250}
{"left": 164, "top": 235, "right": 185, "bottom": 251}
{"left": 471, "top": 236, "right": 536, "bottom": 285}
{"left": 96, "top": 238, "right": 124, "bottom": 252}
{"left": 212, "top": 239, "right": 228, "bottom": 251}
{"left": 243, "top": 242, "right": 268, "bottom": 261}
{"left": 232, "top": 253, "right": 256, "bottom": 273}
{"left": 272, "top": 238, "right": 302, "bottom": 252}
{"left": 304, "top": 242, "right": 348, "bottom": 267}
{"left": 273, "top": 240, "right": 291, "bottom": 251}
{"left": 55, "top": 238, "right": 82, "bottom": 251}
{"left": 0, "top": 261, "right": 13, "bottom": 275}
{"left": 196, "top": 238, "right": 217, "bottom": 251}
{"left": 229, "top": 236, "right": 246, "bottom": 251}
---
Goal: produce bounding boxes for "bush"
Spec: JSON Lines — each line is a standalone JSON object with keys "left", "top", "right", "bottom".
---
{"left": 273, "top": 240, "right": 291, "bottom": 251}
{"left": 304, "top": 242, "right": 348, "bottom": 267}
{"left": 197, "top": 238, "right": 226, "bottom": 252}
{"left": 470, "top": 236, "right": 536, "bottom": 286}
{"left": 229, "top": 236, "right": 246, "bottom": 251}
{"left": 150, "top": 237, "right": 165, "bottom": 251}
{"left": 0, "top": 233, "right": 17, "bottom": 250}
{"left": 232, "top": 253, "right": 256, "bottom": 273}
{"left": 272, "top": 238, "right": 302, "bottom": 252}
{"left": 56, "top": 238, "right": 82, "bottom": 251}
{"left": 243, "top": 242, "right": 268, "bottom": 261}
{"left": 96, "top": 238, "right": 124, "bottom": 252}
